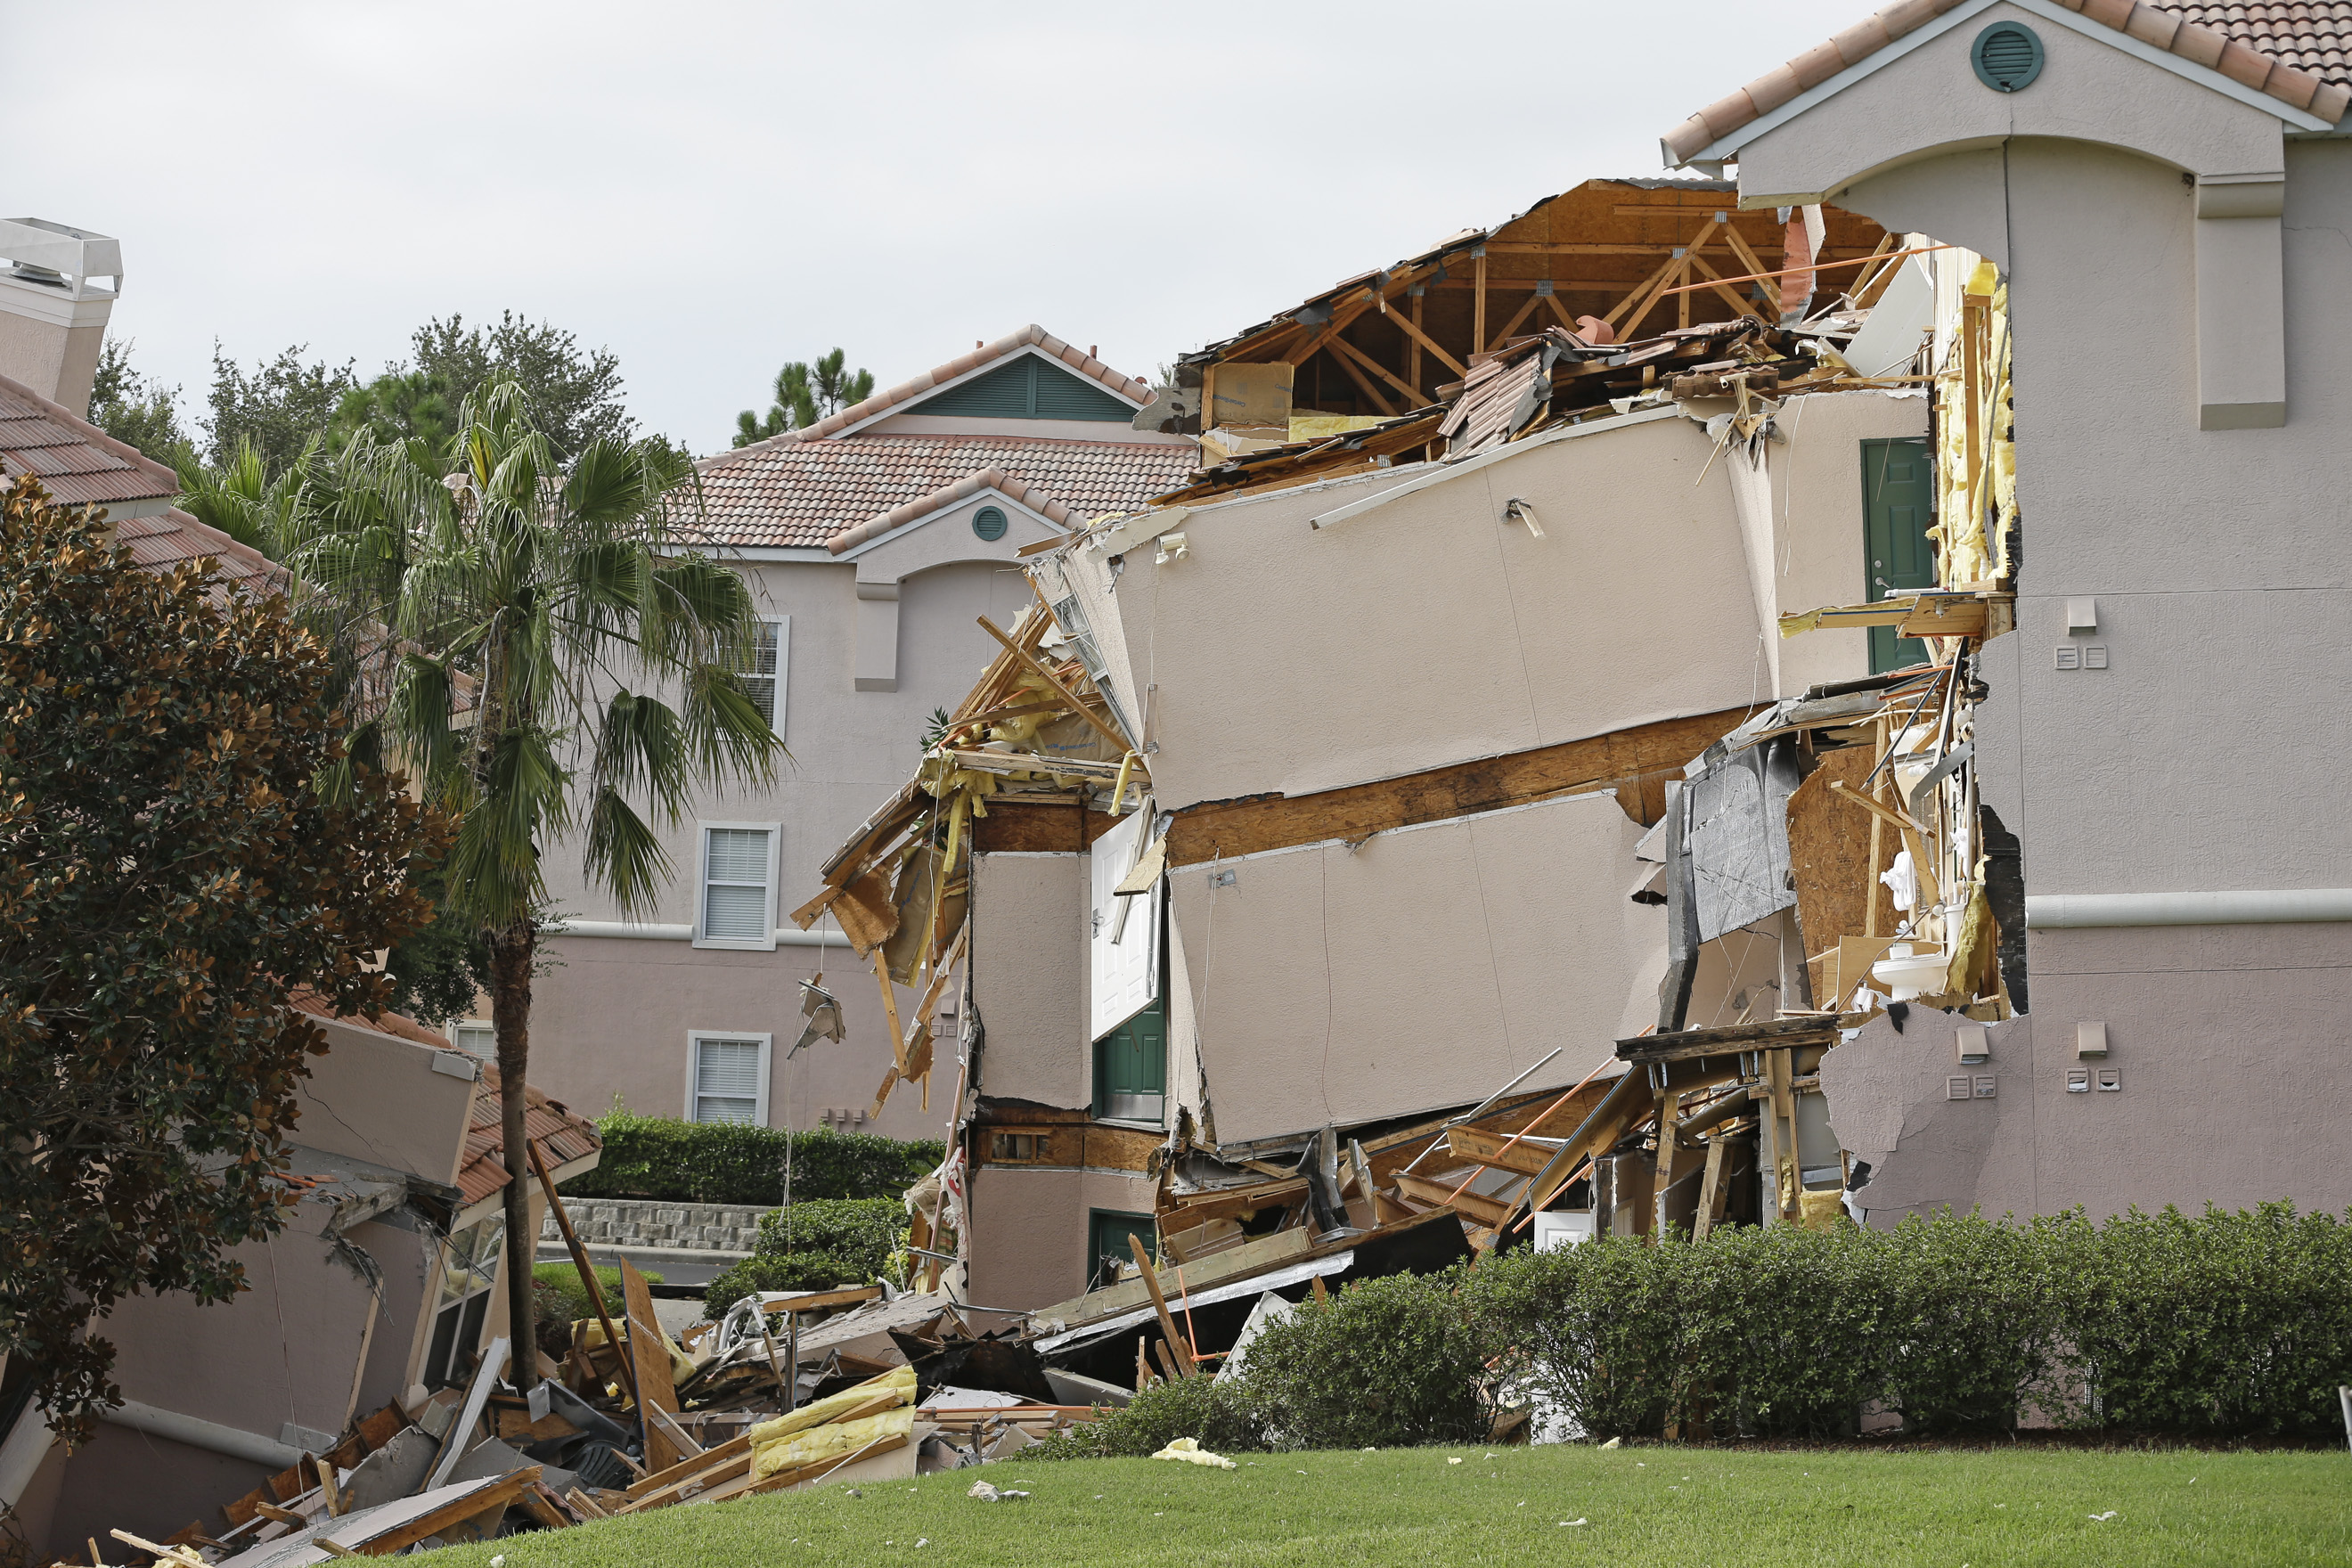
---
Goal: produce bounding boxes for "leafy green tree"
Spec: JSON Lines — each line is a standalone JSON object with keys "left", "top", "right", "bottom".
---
{"left": 329, "top": 368, "right": 459, "bottom": 464}
{"left": 408, "top": 313, "right": 633, "bottom": 459}
{"left": 205, "top": 343, "right": 357, "bottom": 473}
{"left": 85, "top": 339, "right": 189, "bottom": 461}
{"left": 0, "top": 478, "right": 442, "bottom": 1439}
{"left": 380, "top": 853, "right": 494, "bottom": 1026}
{"left": 734, "top": 347, "right": 874, "bottom": 447}
{"left": 296, "top": 381, "right": 781, "bottom": 1350}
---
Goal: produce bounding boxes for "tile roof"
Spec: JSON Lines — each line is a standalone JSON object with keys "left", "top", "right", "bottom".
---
{"left": 825, "top": 466, "right": 1087, "bottom": 555}
{"left": 458, "top": 1061, "right": 602, "bottom": 1210}
{"left": 2166, "top": 2, "right": 2352, "bottom": 80}
{"left": 681, "top": 432, "right": 1198, "bottom": 550}
{"left": 0, "top": 369, "right": 179, "bottom": 509}
{"left": 744, "top": 323, "right": 1151, "bottom": 446}
{"left": 0, "top": 369, "right": 287, "bottom": 600}
{"left": 1663, "top": 0, "right": 2352, "bottom": 166}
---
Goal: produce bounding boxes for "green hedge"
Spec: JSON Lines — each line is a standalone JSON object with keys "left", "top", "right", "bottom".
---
{"left": 1469, "top": 1203, "right": 2352, "bottom": 1441}
{"left": 1034, "top": 1374, "right": 1267, "bottom": 1459}
{"left": 702, "top": 1197, "right": 909, "bottom": 1316}
{"left": 1237, "top": 1270, "right": 1493, "bottom": 1450}
{"left": 561, "top": 1110, "right": 942, "bottom": 1206}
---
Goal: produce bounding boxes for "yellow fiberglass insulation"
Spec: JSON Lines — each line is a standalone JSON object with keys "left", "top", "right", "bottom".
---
{"left": 750, "top": 1406, "right": 916, "bottom": 1480}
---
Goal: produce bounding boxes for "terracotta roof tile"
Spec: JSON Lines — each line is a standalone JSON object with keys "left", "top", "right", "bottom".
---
{"left": 1663, "top": 0, "right": 2352, "bottom": 165}
{"left": 457, "top": 1061, "right": 602, "bottom": 1209}
{"left": 679, "top": 431, "right": 1196, "bottom": 550}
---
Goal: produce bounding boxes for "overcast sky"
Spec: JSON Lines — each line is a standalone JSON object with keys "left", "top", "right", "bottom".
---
{"left": 15, "top": 1, "right": 1867, "bottom": 455}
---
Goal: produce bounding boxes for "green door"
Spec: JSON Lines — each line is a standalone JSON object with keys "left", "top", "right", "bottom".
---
{"left": 1094, "top": 1000, "right": 1167, "bottom": 1125}
{"left": 1861, "top": 437, "right": 1936, "bottom": 673}
{"left": 1088, "top": 1209, "right": 1156, "bottom": 1292}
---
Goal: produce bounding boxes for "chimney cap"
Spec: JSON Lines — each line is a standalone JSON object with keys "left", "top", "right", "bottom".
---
{"left": 0, "top": 218, "right": 122, "bottom": 298}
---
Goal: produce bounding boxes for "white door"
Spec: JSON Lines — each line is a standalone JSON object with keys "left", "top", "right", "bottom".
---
{"left": 1090, "top": 808, "right": 1159, "bottom": 1040}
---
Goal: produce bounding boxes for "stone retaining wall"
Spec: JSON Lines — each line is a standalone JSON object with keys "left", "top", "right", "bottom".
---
{"left": 543, "top": 1196, "right": 770, "bottom": 1255}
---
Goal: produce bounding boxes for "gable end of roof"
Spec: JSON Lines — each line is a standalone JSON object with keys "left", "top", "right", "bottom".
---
{"left": 1663, "top": 0, "right": 2350, "bottom": 166}
{"left": 826, "top": 467, "right": 1080, "bottom": 555}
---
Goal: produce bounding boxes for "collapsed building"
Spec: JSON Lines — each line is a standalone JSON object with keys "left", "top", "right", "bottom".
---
{"left": 802, "top": 0, "right": 2352, "bottom": 1327}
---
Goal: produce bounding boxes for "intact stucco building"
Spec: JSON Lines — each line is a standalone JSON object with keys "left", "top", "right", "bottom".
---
{"left": 526, "top": 327, "right": 1195, "bottom": 1140}
{"left": 1664, "top": 0, "right": 2352, "bottom": 1220}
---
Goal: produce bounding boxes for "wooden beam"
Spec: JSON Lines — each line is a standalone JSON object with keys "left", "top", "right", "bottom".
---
{"left": 1692, "top": 1136, "right": 1729, "bottom": 1241}
{"left": 1652, "top": 1090, "right": 1686, "bottom": 1237}
{"left": 1486, "top": 290, "right": 1548, "bottom": 352}
{"left": 975, "top": 617, "right": 1129, "bottom": 754}
{"left": 1129, "top": 1234, "right": 1198, "bottom": 1376}
{"left": 1392, "top": 293, "right": 1466, "bottom": 380}
{"left": 1473, "top": 251, "right": 1486, "bottom": 355}
{"left": 1320, "top": 337, "right": 1398, "bottom": 417}
{"left": 1326, "top": 331, "right": 1423, "bottom": 409}
{"left": 1164, "top": 1178, "right": 1309, "bottom": 1228}
{"left": 528, "top": 1141, "right": 638, "bottom": 1409}
{"left": 1684, "top": 250, "right": 1771, "bottom": 323}
{"left": 620, "top": 1260, "right": 683, "bottom": 1474}
{"left": 1443, "top": 1125, "right": 1554, "bottom": 1178}
{"left": 1165, "top": 706, "right": 1748, "bottom": 867}
{"left": 1392, "top": 1172, "right": 1514, "bottom": 1228}
{"left": 1602, "top": 250, "right": 1686, "bottom": 336}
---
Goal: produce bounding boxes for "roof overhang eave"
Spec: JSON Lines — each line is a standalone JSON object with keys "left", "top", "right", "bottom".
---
{"left": 1664, "top": 0, "right": 2332, "bottom": 177}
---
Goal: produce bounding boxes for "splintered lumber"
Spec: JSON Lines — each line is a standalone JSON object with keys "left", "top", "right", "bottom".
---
{"left": 1443, "top": 1125, "right": 1555, "bottom": 1178}
{"left": 1164, "top": 706, "right": 1747, "bottom": 866}
{"left": 1128, "top": 1235, "right": 1198, "bottom": 1376}
{"left": 1163, "top": 1178, "right": 1308, "bottom": 1229}
{"left": 564, "top": 1488, "right": 609, "bottom": 1520}
{"left": 530, "top": 1140, "right": 637, "bottom": 1408}
{"left": 976, "top": 616, "right": 1130, "bottom": 754}
{"left": 1391, "top": 1172, "right": 1513, "bottom": 1229}
{"left": 1693, "top": 1138, "right": 1732, "bottom": 1241}
{"left": 620, "top": 1259, "right": 684, "bottom": 1473}
{"left": 514, "top": 1485, "right": 570, "bottom": 1531}
{"left": 109, "top": 1532, "right": 200, "bottom": 1568}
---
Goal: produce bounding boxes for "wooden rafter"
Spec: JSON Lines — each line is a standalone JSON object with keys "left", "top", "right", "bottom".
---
{"left": 1485, "top": 290, "right": 1548, "bottom": 353}
{"left": 1322, "top": 339, "right": 1398, "bottom": 417}
{"left": 1326, "top": 332, "right": 1421, "bottom": 409}
{"left": 1392, "top": 294, "right": 1466, "bottom": 380}
{"left": 1685, "top": 250, "right": 1770, "bottom": 323}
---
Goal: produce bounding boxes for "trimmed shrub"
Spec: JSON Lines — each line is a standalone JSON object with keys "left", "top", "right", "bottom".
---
{"left": 563, "top": 1110, "right": 942, "bottom": 1206}
{"left": 1032, "top": 1375, "right": 1267, "bottom": 1460}
{"left": 1235, "top": 1270, "right": 1494, "bottom": 1450}
{"left": 2054, "top": 1202, "right": 2352, "bottom": 1438}
{"left": 1471, "top": 1205, "right": 2352, "bottom": 1442}
{"left": 701, "top": 1197, "right": 908, "bottom": 1315}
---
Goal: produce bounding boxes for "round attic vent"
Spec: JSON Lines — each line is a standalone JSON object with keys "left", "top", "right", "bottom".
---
{"left": 972, "top": 504, "right": 1009, "bottom": 542}
{"left": 1972, "top": 21, "right": 2044, "bottom": 93}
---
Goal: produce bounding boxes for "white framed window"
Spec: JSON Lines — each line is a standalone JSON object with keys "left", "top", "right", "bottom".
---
{"left": 730, "top": 616, "right": 789, "bottom": 736}
{"left": 686, "top": 1032, "right": 772, "bottom": 1124}
{"left": 696, "top": 822, "right": 781, "bottom": 950}
{"left": 450, "top": 1021, "right": 494, "bottom": 1060}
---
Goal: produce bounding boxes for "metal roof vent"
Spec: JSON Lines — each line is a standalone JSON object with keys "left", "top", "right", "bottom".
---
{"left": 1972, "top": 22, "right": 2044, "bottom": 93}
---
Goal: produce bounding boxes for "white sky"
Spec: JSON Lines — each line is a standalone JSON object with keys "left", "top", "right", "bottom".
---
{"left": 15, "top": 1, "right": 1870, "bottom": 455}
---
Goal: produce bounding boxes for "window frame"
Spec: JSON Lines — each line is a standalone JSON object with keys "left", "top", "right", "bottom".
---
{"left": 731, "top": 614, "right": 790, "bottom": 738}
{"left": 449, "top": 1020, "right": 494, "bottom": 1060}
{"left": 695, "top": 821, "right": 783, "bottom": 951}
{"left": 683, "top": 1030, "right": 773, "bottom": 1125}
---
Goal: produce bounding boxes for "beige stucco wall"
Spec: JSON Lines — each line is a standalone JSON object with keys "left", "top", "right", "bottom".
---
{"left": 965, "top": 1164, "right": 1156, "bottom": 1312}
{"left": 1107, "top": 412, "right": 1763, "bottom": 809}
{"left": 1721, "top": 12, "right": 2352, "bottom": 1220}
{"left": 532, "top": 551, "right": 1039, "bottom": 1134}
{"left": 970, "top": 851, "right": 1091, "bottom": 1109}
{"left": 1732, "top": 388, "right": 1926, "bottom": 698}
{"left": 300, "top": 1018, "right": 478, "bottom": 1185}
{"left": 1169, "top": 790, "right": 1663, "bottom": 1146}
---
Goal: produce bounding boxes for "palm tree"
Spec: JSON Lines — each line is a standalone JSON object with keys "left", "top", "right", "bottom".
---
{"left": 172, "top": 436, "right": 317, "bottom": 559}
{"left": 298, "top": 380, "right": 781, "bottom": 1350}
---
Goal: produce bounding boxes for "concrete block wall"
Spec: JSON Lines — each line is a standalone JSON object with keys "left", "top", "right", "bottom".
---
{"left": 543, "top": 1197, "right": 770, "bottom": 1255}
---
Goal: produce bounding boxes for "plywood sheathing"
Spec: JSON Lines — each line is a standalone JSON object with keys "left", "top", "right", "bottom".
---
{"left": 1784, "top": 744, "right": 1899, "bottom": 1006}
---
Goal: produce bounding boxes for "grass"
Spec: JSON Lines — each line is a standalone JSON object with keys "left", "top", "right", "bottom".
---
{"left": 431, "top": 1442, "right": 2352, "bottom": 1566}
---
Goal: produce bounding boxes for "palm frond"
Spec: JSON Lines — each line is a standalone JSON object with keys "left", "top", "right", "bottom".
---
{"left": 582, "top": 785, "right": 673, "bottom": 920}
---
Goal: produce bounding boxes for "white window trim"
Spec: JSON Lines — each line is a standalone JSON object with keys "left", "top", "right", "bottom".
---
{"left": 683, "top": 1030, "right": 772, "bottom": 1125}
{"left": 449, "top": 1019, "right": 494, "bottom": 1060}
{"left": 739, "top": 614, "right": 790, "bottom": 739}
{"left": 695, "top": 821, "right": 783, "bottom": 951}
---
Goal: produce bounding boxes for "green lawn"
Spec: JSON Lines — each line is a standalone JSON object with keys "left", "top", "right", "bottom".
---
{"left": 438, "top": 1444, "right": 2351, "bottom": 1567}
